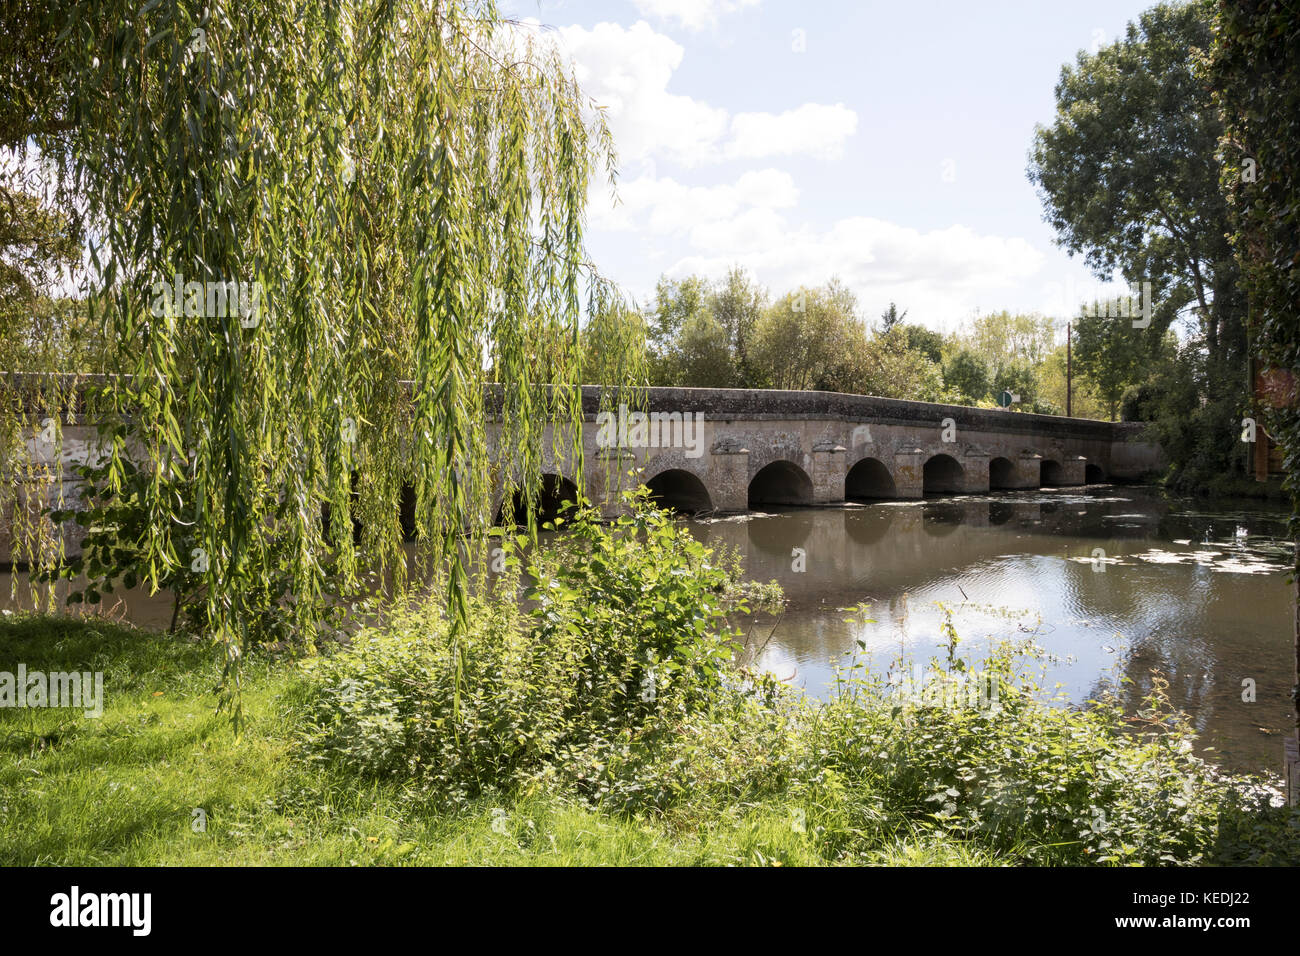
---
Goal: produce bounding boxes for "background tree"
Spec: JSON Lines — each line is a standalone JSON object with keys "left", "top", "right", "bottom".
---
{"left": 709, "top": 266, "right": 766, "bottom": 388}
{"left": 854, "top": 326, "right": 945, "bottom": 401}
{"left": 943, "top": 347, "right": 992, "bottom": 405}
{"left": 1036, "top": 343, "right": 1108, "bottom": 420}
{"left": 647, "top": 274, "right": 710, "bottom": 383}
{"left": 750, "top": 280, "right": 863, "bottom": 391}
{"left": 992, "top": 361, "right": 1041, "bottom": 411}
{"left": 1212, "top": 0, "right": 1300, "bottom": 727}
{"left": 960, "top": 310, "right": 1058, "bottom": 379}
{"left": 1072, "top": 309, "right": 1157, "bottom": 420}
{"left": 878, "top": 301, "right": 907, "bottom": 333}
{"left": 900, "top": 322, "right": 945, "bottom": 366}
{"left": 1029, "top": 0, "right": 1246, "bottom": 486}
{"left": 671, "top": 311, "right": 735, "bottom": 388}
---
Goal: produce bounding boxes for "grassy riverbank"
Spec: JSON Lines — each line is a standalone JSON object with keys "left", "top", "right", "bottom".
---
{"left": 2, "top": 609, "right": 1296, "bottom": 867}
{"left": 0, "top": 613, "right": 989, "bottom": 866}
{"left": 4, "top": 495, "right": 1298, "bottom": 867}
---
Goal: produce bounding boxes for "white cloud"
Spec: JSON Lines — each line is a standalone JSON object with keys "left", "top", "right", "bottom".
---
{"left": 554, "top": 21, "right": 856, "bottom": 167}
{"left": 726, "top": 104, "right": 858, "bottom": 161}
{"left": 629, "top": 0, "right": 761, "bottom": 32}
{"left": 665, "top": 217, "right": 1047, "bottom": 329}
{"left": 558, "top": 21, "right": 727, "bottom": 167}
{"left": 593, "top": 169, "right": 798, "bottom": 234}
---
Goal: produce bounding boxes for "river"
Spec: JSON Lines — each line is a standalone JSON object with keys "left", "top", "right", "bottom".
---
{"left": 3, "top": 484, "right": 1293, "bottom": 778}
{"left": 689, "top": 486, "right": 1294, "bottom": 778}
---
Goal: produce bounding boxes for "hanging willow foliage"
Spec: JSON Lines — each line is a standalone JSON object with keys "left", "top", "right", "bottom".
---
{"left": 24, "top": 0, "right": 641, "bottom": 720}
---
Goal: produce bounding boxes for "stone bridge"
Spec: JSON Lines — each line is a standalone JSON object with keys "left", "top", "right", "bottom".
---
{"left": 515, "top": 386, "right": 1163, "bottom": 518}
{"left": 3, "top": 383, "right": 1165, "bottom": 563}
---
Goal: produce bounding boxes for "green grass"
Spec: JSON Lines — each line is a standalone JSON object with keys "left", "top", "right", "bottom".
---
{"left": 0, "top": 612, "right": 1006, "bottom": 866}
{"left": 3, "top": 611, "right": 1296, "bottom": 867}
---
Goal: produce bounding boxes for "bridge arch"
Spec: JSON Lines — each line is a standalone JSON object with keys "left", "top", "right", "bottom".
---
{"left": 645, "top": 468, "right": 713, "bottom": 514}
{"left": 989, "top": 456, "right": 1016, "bottom": 490}
{"left": 1040, "top": 459, "right": 1064, "bottom": 487}
{"left": 923, "top": 453, "right": 964, "bottom": 495}
{"left": 399, "top": 483, "right": 418, "bottom": 540}
{"left": 845, "top": 456, "right": 896, "bottom": 500}
{"left": 748, "top": 459, "right": 814, "bottom": 508}
{"left": 498, "top": 472, "right": 580, "bottom": 527}
{"left": 1085, "top": 462, "right": 1106, "bottom": 484}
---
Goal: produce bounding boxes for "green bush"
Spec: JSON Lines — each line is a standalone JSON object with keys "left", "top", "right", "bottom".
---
{"left": 299, "top": 491, "right": 747, "bottom": 806}
{"left": 805, "top": 652, "right": 1244, "bottom": 864}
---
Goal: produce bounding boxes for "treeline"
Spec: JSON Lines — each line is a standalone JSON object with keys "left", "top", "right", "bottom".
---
{"left": 583, "top": 266, "right": 1152, "bottom": 422}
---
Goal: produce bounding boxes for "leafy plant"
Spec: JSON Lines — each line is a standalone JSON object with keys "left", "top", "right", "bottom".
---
{"left": 300, "top": 490, "right": 748, "bottom": 805}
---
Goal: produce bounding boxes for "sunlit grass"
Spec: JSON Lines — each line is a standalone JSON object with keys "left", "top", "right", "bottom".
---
{"left": 6, "top": 612, "right": 1295, "bottom": 867}
{"left": 0, "top": 612, "right": 1002, "bottom": 866}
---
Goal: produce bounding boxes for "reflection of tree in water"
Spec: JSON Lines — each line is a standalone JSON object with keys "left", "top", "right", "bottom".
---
{"left": 988, "top": 501, "right": 1016, "bottom": 525}
{"left": 1106, "top": 640, "right": 1215, "bottom": 734}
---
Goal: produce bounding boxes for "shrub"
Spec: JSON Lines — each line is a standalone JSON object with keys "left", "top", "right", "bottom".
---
{"left": 299, "top": 495, "right": 1285, "bottom": 863}
{"left": 804, "top": 650, "right": 1243, "bottom": 864}
{"left": 299, "top": 491, "right": 749, "bottom": 805}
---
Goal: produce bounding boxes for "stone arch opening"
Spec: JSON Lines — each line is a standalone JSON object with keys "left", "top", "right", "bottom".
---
{"left": 645, "top": 469, "right": 712, "bottom": 514}
{"left": 399, "top": 483, "right": 418, "bottom": 541}
{"left": 748, "top": 460, "right": 814, "bottom": 509}
{"left": 1041, "top": 459, "right": 1064, "bottom": 487}
{"left": 923, "top": 453, "right": 964, "bottom": 495}
{"left": 1084, "top": 463, "right": 1106, "bottom": 484}
{"left": 989, "top": 456, "right": 1016, "bottom": 490}
{"left": 845, "top": 457, "right": 895, "bottom": 500}
{"left": 498, "top": 473, "right": 580, "bottom": 527}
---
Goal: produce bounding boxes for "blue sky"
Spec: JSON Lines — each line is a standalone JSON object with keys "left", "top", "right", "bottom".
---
{"left": 503, "top": 0, "right": 1162, "bottom": 332}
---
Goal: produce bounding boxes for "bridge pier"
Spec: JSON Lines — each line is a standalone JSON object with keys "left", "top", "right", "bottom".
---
{"left": 1015, "top": 454, "right": 1046, "bottom": 489}
{"left": 708, "top": 438, "right": 750, "bottom": 513}
{"left": 892, "top": 448, "right": 925, "bottom": 499}
{"left": 811, "top": 440, "right": 847, "bottom": 505}
{"left": 1059, "top": 456, "right": 1088, "bottom": 487}
{"left": 961, "top": 451, "right": 990, "bottom": 493}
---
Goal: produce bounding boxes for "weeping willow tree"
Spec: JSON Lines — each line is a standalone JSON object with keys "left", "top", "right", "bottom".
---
{"left": 11, "top": 0, "right": 644, "bottom": 716}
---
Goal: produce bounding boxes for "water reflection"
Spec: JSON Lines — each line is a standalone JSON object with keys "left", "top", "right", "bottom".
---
{"left": 691, "top": 488, "right": 1294, "bottom": 778}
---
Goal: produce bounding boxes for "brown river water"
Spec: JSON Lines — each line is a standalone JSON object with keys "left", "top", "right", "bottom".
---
{"left": 3, "top": 485, "right": 1294, "bottom": 778}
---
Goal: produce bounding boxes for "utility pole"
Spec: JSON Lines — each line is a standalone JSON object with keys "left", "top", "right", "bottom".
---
{"left": 1066, "top": 320, "right": 1073, "bottom": 418}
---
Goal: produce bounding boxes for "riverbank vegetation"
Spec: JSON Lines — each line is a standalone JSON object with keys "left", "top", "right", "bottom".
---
{"left": 2, "top": 0, "right": 1299, "bottom": 869}
{"left": 3, "top": 500, "right": 1297, "bottom": 866}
